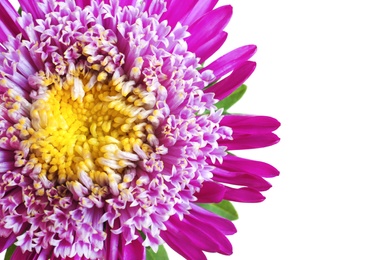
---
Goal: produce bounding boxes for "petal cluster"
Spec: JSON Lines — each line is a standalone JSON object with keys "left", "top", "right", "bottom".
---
{"left": 0, "top": 0, "right": 280, "bottom": 259}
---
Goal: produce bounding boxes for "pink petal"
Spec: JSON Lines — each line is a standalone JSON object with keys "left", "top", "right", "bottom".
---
{"left": 181, "top": 0, "right": 219, "bottom": 25}
{"left": 212, "top": 167, "right": 272, "bottom": 191}
{"left": 221, "top": 115, "right": 281, "bottom": 134}
{"left": 120, "top": 237, "right": 145, "bottom": 260}
{"left": 160, "top": 0, "right": 198, "bottom": 28}
{"left": 18, "top": 0, "right": 45, "bottom": 19}
{"left": 75, "top": 0, "right": 92, "bottom": 8}
{"left": 212, "top": 154, "right": 279, "bottom": 178}
{"left": 219, "top": 132, "right": 280, "bottom": 150}
{"left": 195, "top": 31, "right": 228, "bottom": 64}
{"left": 0, "top": 233, "right": 16, "bottom": 253}
{"left": 194, "top": 181, "right": 226, "bottom": 203}
{"left": 161, "top": 229, "right": 207, "bottom": 260}
{"left": 205, "top": 61, "right": 256, "bottom": 100}
{"left": 0, "top": 0, "right": 22, "bottom": 42}
{"left": 223, "top": 186, "right": 266, "bottom": 203}
{"left": 190, "top": 204, "right": 236, "bottom": 235}
{"left": 200, "top": 45, "right": 257, "bottom": 80}
{"left": 187, "top": 6, "right": 232, "bottom": 53}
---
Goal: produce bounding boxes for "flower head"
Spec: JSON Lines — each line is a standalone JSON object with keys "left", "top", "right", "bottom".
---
{"left": 0, "top": 0, "right": 280, "bottom": 259}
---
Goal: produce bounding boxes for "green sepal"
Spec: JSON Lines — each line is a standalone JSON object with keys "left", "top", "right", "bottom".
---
{"left": 197, "top": 200, "right": 239, "bottom": 221}
{"left": 146, "top": 244, "right": 169, "bottom": 260}
{"left": 4, "top": 244, "right": 16, "bottom": 260}
{"left": 18, "top": 7, "right": 22, "bottom": 15}
{"left": 215, "top": 84, "right": 247, "bottom": 113}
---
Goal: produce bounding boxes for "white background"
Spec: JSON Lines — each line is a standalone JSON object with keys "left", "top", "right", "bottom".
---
{"left": 3, "top": 0, "right": 390, "bottom": 259}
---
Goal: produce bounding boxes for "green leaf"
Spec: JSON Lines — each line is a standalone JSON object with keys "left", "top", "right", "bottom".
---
{"left": 215, "top": 84, "right": 247, "bottom": 113}
{"left": 18, "top": 7, "right": 22, "bottom": 15}
{"left": 146, "top": 245, "right": 169, "bottom": 260}
{"left": 197, "top": 200, "right": 239, "bottom": 221}
{"left": 4, "top": 244, "right": 16, "bottom": 260}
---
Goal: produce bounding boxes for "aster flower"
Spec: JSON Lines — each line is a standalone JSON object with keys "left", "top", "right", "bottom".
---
{"left": 0, "top": 0, "right": 280, "bottom": 259}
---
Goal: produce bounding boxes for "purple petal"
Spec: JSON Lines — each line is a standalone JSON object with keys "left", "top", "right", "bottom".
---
{"left": 190, "top": 204, "right": 236, "bottom": 235}
{"left": 18, "top": 0, "right": 45, "bottom": 19}
{"left": 223, "top": 186, "right": 266, "bottom": 203}
{"left": 161, "top": 227, "right": 207, "bottom": 260}
{"left": 0, "top": 0, "right": 22, "bottom": 42}
{"left": 187, "top": 6, "right": 232, "bottom": 53}
{"left": 181, "top": 0, "right": 219, "bottom": 25}
{"left": 195, "top": 31, "right": 228, "bottom": 64}
{"left": 160, "top": 0, "right": 198, "bottom": 28}
{"left": 0, "top": 233, "right": 17, "bottom": 253}
{"left": 120, "top": 237, "right": 145, "bottom": 260}
{"left": 212, "top": 167, "right": 272, "bottom": 191}
{"left": 200, "top": 45, "right": 257, "bottom": 80}
{"left": 212, "top": 154, "right": 279, "bottom": 178}
{"left": 194, "top": 181, "right": 226, "bottom": 203}
{"left": 219, "top": 132, "right": 280, "bottom": 150}
{"left": 221, "top": 115, "right": 281, "bottom": 134}
{"left": 205, "top": 61, "right": 256, "bottom": 100}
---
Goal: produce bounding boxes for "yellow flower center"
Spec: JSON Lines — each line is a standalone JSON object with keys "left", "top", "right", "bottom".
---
{"left": 26, "top": 65, "right": 157, "bottom": 189}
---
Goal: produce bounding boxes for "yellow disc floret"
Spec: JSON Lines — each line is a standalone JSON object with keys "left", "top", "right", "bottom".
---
{"left": 26, "top": 66, "right": 157, "bottom": 188}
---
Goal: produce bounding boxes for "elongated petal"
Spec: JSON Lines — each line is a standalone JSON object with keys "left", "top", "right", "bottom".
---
{"left": 200, "top": 45, "right": 257, "bottom": 80}
{"left": 190, "top": 204, "right": 236, "bottom": 235}
{"left": 205, "top": 61, "right": 256, "bottom": 101}
{"left": 212, "top": 167, "right": 272, "bottom": 191}
{"left": 0, "top": 233, "right": 16, "bottom": 253}
{"left": 0, "top": 0, "right": 21, "bottom": 42}
{"left": 121, "top": 237, "right": 145, "bottom": 260}
{"left": 160, "top": 229, "right": 207, "bottom": 260}
{"left": 219, "top": 132, "right": 280, "bottom": 150}
{"left": 160, "top": 0, "right": 197, "bottom": 27}
{"left": 221, "top": 115, "right": 281, "bottom": 134}
{"left": 194, "top": 181, "right": 226, "bottom": 203}
{"left": 18, "top": 0, "right": 44, "bottom": 19}
{"left": 212, "top": 154, "right": 280, "bottom": 178}
{"left": 181, "top": 0, "right": 219, "bottom": 26}
{"left": 187, "top": 6, "right": 232, "bottom": 53}
{"left": 196, "top": 31, "right": 228, "bottom": 64}
{"left": 223, "top": 186, "right": 266, "bottom": 203}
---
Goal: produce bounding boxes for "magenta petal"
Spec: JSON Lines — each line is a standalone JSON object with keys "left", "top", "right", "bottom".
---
{"left": 212, "top": 167, "right": 272, "bottom": 191}
{"left": 161, "top": 226, "right": 207, "bottom": 260}
{"left": 11, "top": 246, "right": 38, "bottom": 260}
{"left": 75, "top": 0, "right": 92, "bottom": 8}
{"left": 183, "top": 214, "right": 233, "bottom": 255}
{"left": 212, "top": 154, "right": 279, "bottom": 178}
{"left": 221, "top": 115, "right": 281, "bottom": 135}
{"left": 181, "top": 0, "right": 219, "bottom": 25}
{"left": 200, "top": 45, "right": 257, "bottom": 80}
{"left": 205, "top": 61, "right": 256, "bottom": 100}
{"left": 0, "top": 233, "right": 17, "bottom": 253}
{"left": 194, "top": 181, "right": 226, "bottom": 203}
{"left": 190, "top": 204, "right": 236, "bottom": 235}
{"left": 106, "top": 226, "right": 119, "bottom": 260}
{"left": 121, "top": 237, "right": 145, "bottom": 260}
{"left": 160, "top": 0, "right": 198, "bottom": 27}
{"left": 219, "top": 132, "right": 280, "bottom": 150}
{"left": 0, "top": 0, "right": 22, "bottom": 42}
{"left": 18, "top": 0, "right": 44, "bottom": 19}
{"left": 187, "top": 5, "right": 232, "bottom": 53}
{"left": 223, "top": 186, "right": 266, "bottom": 203}
{"left": 195, "top": 31, "right": 228, "bottom": 64}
